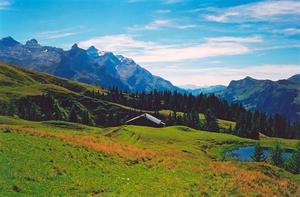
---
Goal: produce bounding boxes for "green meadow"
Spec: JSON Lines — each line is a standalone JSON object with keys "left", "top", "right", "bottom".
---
{"left": 0, "top": 116, "right": 299, "bottom": 196}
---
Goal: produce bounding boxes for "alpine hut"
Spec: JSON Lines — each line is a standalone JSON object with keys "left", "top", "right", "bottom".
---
{"left": 125, "top": 113, "right": 166, "bottom": 127}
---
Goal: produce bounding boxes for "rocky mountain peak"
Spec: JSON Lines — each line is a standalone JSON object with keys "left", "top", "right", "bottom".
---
{"left": 25, "top": 39, "right": 39, "bottom": 46}
{"left": 87, "top": 46, "right": 98, "bottom": 52}
{"left": 116, "top": 55, "right": 135, "bottom": 64}
{"left": 0, "top": 36, "right": 20, "bottom": 47}
{"left": 69, "top": 43, "right": 86, "bottom": 55}
{"left": 86, "top": 46, "right": 100, "bottom": 60}
{"left": 244, "top": 76, "right": 255, "bottom": 81}
{"left": 0, "top": 36, "right": 181, "bottom": 93}
{"left": 71, "top": 43, "right": 79, "bottom": 49}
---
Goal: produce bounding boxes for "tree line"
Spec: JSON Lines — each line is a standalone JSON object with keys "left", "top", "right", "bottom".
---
{"left": 0, "top": 88, "right": 299, "bottom": 140}
{"left": 0, "top": 92, "right": 139, "bottom": 127}
{"left": 85, "top": 87, "right": 300, "bottom": 139}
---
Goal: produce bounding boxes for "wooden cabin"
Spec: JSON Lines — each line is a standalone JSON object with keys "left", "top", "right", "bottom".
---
{"left": 125, "top": 113, "right": 166, "bottom": 127}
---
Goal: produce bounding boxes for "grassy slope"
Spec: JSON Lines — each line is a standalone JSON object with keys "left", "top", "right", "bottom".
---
{"left": 0, "top": 62, "right": 143, "bottom": 122}
{"left": 0, "top": 62, "right": 106, "bottom": 101}
{"left": 0, "top": 116, "right": 299, "bottom": 196}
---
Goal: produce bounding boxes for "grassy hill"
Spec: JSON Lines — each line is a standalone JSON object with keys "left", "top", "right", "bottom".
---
{"left": 0, "top": 62, "right": 144, "bottom": 126}
{"left": 0, "top": 116, "right": 299, "bottom": 196}
{"left": 0, "top": 62, "right": 106, "bottom": 101}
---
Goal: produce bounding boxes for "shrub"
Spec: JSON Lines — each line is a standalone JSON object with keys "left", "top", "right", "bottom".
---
{"left": 270, "top": 143, "right": 283, "bottom": 167}
{"left": 285, "top": 141, "right": 300, "bottom": 174}
{"left": 251, "top": 142, "right": 266, "bottom": 162}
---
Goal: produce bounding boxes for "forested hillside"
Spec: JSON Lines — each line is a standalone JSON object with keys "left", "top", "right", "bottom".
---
{"left": 0, "top": 62, "right": 140, "bottom": 126}
{"left": 221, "top": 76, "right": 300, "bottom": 122}
{"left": 1, "top": 62, "right": 299, "bottom": 140}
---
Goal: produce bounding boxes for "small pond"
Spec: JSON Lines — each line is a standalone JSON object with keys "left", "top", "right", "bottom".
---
{"left": 226, "top": 146, "right": 292, "bottom": 161}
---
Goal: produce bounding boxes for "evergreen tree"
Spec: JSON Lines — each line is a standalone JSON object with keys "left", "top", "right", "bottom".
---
{"left": 251, "top": 142, "right": 266, "bottom": 162}
{"left": 270, "top": 143, "right": 283, "bottom": 167}
{"left": 191, "top": 111, "right": 201, "bottom": 129}
{"left": 234, "top": 111, "right": 246, "bottom": 137}
{"left": 6, "top": 101, "right": 17, "bottom": 116}
{"left": 82, "top": 110, "right": 95, "bottom": 126}
{"left": 28, "top": 102, "right": 42, "bottom": 121}
{"left": 227, "top": 124, "right": 233, "bottom": 134}
{"left": 273, "top": 114, "right": 287, "bottom": 138}
{"left": 285, "top": 141, "right": 300, "bottom": 174}
{"left": 52, "top": 99, "right": 67, "bottom": 120}
{"left": 69, "top": 105, "right": 79, "bottom": 123}
{"left": 172, "top": 110, "right": 177, "bottom": 125}
{"left": 166, "top": 112, "right": 173, "bottom": 125}
{"left": 204, "top": 109, "right": 219, "bottom": 132}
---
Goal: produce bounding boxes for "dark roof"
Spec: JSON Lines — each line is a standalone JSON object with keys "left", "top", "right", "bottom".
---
{"left": 125, "top": 113, "right": 165, "bottom": 126}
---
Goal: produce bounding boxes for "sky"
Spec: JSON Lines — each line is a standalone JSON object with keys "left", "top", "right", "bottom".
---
{"left": 0, "top": 0, "right": 299, "bottom": 86}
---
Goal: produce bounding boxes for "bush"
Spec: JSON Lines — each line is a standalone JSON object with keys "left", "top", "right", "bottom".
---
{"left": 2, "top": 128, "right": 11, "bottom": 133}
{"left": 285, "top": 141, "right": 300, "bottom": 174}
{"left": 270, "top": 142, "right": 283, "bottom": 167}
{"left": 251, "top": 142, "right": 266, "bottom": 162}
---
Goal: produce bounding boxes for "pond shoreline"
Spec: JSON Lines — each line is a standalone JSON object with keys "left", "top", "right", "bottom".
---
{"left": 225, "top": 145, "right": 293, "bottom": 161}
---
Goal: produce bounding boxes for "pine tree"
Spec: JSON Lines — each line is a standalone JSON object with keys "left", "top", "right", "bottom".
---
{"left": 172, "top": 110, "right": 177, "bottom": 125}
{"left": 52, "top": 99, "right": 67, "bottom": 120}
{"left": 251, "top": 142, "right": 266, "bottom": 162}
{"left": 227, "top": 124, "right": 233, "bottom": 134}
{"left": 7, "top": 101, "right": 17, "bottom": 116}
{"left": 82, "top": 110, "right": 95, "bottom": 126}
{"left": 285, "top": 141, "right": 300, "bottom": 174}
{"left": 167, "top": 112, "right": 173, "bottom": 125}
{"left": 273, "top": 114, "right": 287, "bottom": 138}
{"left": 270, "top": 143, "right": 283, "bottom": 167}
{"left": 29, "top": 102, "right": 42, "bottom": 121}
{"left": 204, "top": 109, "right": 219, "bottom": 132}
{"left": 191, "top": 111, "right": 200, "bottom": 129}
{"left": 69, "top": 105, "right": 78, "bottom": 123}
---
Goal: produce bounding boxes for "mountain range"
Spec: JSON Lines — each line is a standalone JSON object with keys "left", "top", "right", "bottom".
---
{"left": 0, "top": 36, "right": 299, "bottom": 122}
{"left": 0, "top": 37, "right": 181, "bottom": 92}
{"left": 220, "top": 75, "right": 300, "bottom": 122}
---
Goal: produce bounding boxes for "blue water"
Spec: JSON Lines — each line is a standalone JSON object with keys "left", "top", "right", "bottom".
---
{"left": 226, "top": 146, "right": 292, "bottom": 161}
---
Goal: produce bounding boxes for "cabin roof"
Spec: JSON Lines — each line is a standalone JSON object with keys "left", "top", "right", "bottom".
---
{"left": 125, "top": 113, "right": 165, "bottom": 126}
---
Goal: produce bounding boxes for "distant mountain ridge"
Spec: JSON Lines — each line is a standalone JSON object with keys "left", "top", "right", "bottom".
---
{"left": 288, "top": 74, "right": 300, "bottom": 83}
{"left": 183, "top": 85, "right": 226, "bottom": 95}
{"left": 0, "top": 37, "right": 182, "bottom": 92}
{"left": 220, "top": 75, "right": 300, "bottom": 122}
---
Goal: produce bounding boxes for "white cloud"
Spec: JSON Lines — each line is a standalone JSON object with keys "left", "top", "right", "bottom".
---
{"left": 205, "top": 36, "right": 262, "bottom": 43}
{"left": 0, "top": 0, "right": 11, "bottom": 10}
{"left": 274, "top": 28, "right": 300, "bottom": 36}
{"left": 155, "top": 9, "right": 171, "bottom": 14}
{"left": 208, "top": 60, "right": 222, "bottom": 64}
{"left": 128, "top": 19, "right": 197, "bottom": 31}
{"left": 37, "top": 27, "right": 85, "bottom": 40}
{"left": 204, "top": 1, "right": 300, "bottom": 23}
{"left": 151, "top": 64, "right": 300, "bottom": 86}
{"left": 79, "top": 34, "right": 160, "bottom": 53}
{"left": 79, "top": 34, "right": 261, "bottom": 63}
{"left": 133, "top": 42, "right": 249, "bottom": 63}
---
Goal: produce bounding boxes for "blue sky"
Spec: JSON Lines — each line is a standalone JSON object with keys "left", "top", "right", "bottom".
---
{"left": 0, "top": 0, "right": 299, "bottom": 86}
